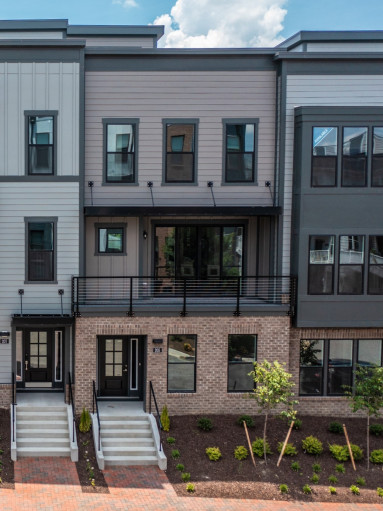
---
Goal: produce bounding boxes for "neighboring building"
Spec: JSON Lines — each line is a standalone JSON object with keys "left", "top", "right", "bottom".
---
{"left": 0, "top": 22, "right": 382, "bottom": 419}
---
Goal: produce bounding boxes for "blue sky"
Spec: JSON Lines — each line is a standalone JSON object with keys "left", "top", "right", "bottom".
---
{"left": 1, "top": 0, "right": 383, "bottom": 47}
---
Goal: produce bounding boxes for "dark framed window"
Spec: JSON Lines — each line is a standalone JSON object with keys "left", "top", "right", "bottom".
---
{"left": 372, "top": 127, "right": 383, "bottom": 186}
{"left": 167, "top": 334, "right": 196, "bottom": 392}
{"left": 98, "top": 227, "right": 124, "bottom": 254}
{"left": 165, "top": 123, "right": 196, "bottom": 183}
{"left": 224, "top": 120, "right": 257, "bottom": 183}
{"left": 228, "top": 334, "right": 256, "bottom": 392}
{"left": 312, "top": 127, "right": 337, "bottom": 186}
{"left": 27, "top": 221, "right": 55, "bottom": 282}
{"left": 368, "top": 235, "right": 383, "bottom": 294}
{"left": 338, "top": 235, "right": 364, "bottom": 295}
{"left": 27, "top": 114, "right": 55, "bottom": 175}
{"left": 308, "top": 235, "right": 334, "bottom": 294}
{"left": 342, "top": 127, "right": 368, "bottom": 187}
{"left": 104, "top": 120, "right": 138, "bottom": 183}
{"left": 300, "top": 338, "right": 383, "bottom": 396}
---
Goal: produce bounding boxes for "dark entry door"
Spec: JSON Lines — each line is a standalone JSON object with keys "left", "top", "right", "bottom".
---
{"left": 99, "top": 336, "right": 144, "bottom": 398}
{"left": 24, "top": 330, "right": 53, "bottom": 383}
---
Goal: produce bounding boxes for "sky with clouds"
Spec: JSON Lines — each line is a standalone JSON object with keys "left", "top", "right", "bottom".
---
{"left": 1, "top": 0, "right": 383, "bottom": 48}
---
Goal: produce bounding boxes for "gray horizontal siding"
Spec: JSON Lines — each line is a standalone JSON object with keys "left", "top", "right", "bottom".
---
{"left": 85, "top": 70, "right": 276, "bottom": 207}
{"left": 79, "top": 37, "right": 154, "bottom": 48}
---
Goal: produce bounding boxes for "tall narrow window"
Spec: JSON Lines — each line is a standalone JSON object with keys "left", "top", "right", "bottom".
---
{"left": 308, "top": 235, "right": 334, "bottom": 294}
{"left": 312, "top": 127, "right": 337, "bottom": 186}
{"left": 28, "top": 115, "right": 54, "bottom": 175}
{"left": 228, "top": 334, "right": 256, "bottom": 392}
{"left": 372, "top": 127, "right": 383, "bottom": 186}
{"left": 28, "top": 221, "right": 55, "bottom": 281}
{"left": 328, "top": 339, "right": 353, "bottom": 395}
{"left": 106, "top": 123, "right": 136, "bottom": 183}
{"left": 167, "top": 334, "right": 196, "bottom": 392}
{"left": 342, "top": 127, "right": 368, "bottom": 186}
{"left": 338, "top": 235, "right": 364, "bottom": 294}
{"left": 368, "top": 235, "right": 383, "bottom": 294}
{"left": 165, "top": 123, "right": 196, "bottom": 183}
{"left": 225, "top": 122, "right": 256, "bottom": 183}
{"left": 299, "top": 339, "right": 324, "bottom": 395}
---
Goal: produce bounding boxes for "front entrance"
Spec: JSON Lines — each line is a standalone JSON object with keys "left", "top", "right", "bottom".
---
{"left": 98, "top": 336, "right": 144, "bottom": 398}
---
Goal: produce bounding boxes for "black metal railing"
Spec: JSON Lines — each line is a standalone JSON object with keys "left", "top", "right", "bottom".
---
{"left": 92, "top": 380, "right": 101, "bottom": 452}
{"left": 72, "top": 275, "right": 296, "bottom": 317}
{"left": 149, "top": 381, "right": 162, "bottom": 452}
{"left": 68, "top": 372, "right": 76, "bottom": 444}
{"left": 12, "top": 371, "right": 16, "bottom": 443}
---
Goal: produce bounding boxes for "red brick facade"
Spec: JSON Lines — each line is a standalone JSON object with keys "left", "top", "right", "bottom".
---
{"left": 0, "top": 384, "right": 12, "bottom": 407}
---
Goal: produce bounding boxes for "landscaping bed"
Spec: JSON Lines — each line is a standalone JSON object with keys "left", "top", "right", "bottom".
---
{"left": 0, "top": 407, "right": 14, "bottom": 489}
{"left": 76, "top": 422, "right": 109, "bottom": 493}
{"left": 162, "top": 414, "right": 383, "bottom": 503}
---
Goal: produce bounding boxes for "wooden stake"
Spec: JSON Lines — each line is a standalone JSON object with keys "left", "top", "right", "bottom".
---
{"left": 243, "top": 421, "right": 256, "bottom": 467}
{"left": 277, "top": 420, "right": 294, "bottom": 467}
{"left": 343, "top": 424, "right": 356, "bottom": 471}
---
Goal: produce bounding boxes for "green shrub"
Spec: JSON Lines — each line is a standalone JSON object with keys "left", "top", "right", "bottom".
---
{"left": 377, "top": 487, "right": 383, "bottom": 497}
{"left": 302, "top": 436, "right": 323, "bottom": 455}
{"left": 302, "top": 484, "right": 312, "bottom": 494}
{"left": 370, "top": 449, "right": 383, "bottom": 464}
{"left": 328, "top": 421, "right": 343, "bottom": 434}
{"left": 186, "top": 483, "right": 195, "bottom": 493}
{"left": 279, "top": 484, "right": 289, "bottom": 494}
{"left": 252, "top": 437, "right": 272, "bottom": 457}
{"left": 350, "top": 444, "right": 363, "bottom": 462}
{"left": 181, "top": 472, "right": 191, "bottom": 482}
{"left": 161, "top": 406, "right": 170, "bottom": 432}
{"left": 167, "top": 437, "right": 175, "bottom": 444}
{"left": 356, "top": 477, "right": 366, "bottom": 487}
{"left": 171, "top": 449, "right": 180, "bottom": 459}
{"left": 311, "top": 474, "right": 319, "bottom": 484}
{"left": 237, "top": 415, "right": 254, "bottom": 428}
{"left": 176, "top": 463, "right": 184, "bottom": 472}
{"left": 329, "top": 444, "right": 348, "bottom": 462}
{"left": 291, "top": 461, "right": 300, "bottom": 472}
{"left": 198, "top": 417, "right": 212, "bottom": 431}
{"left": 79, "top": 408, "right": 91, "bottom": 433}
{"left": 277, "top": 442, "right": 297, "bottom": 456}
{"left": 206, "top": 447, "right": 221, "bottom": 461}
{"left": 328, "top": 475, "right": 338, "bottom": 484}
{"left": 289, "top": 418, "right": 302, "bottom": 430}
{"left": 335, "top": 463, "right": 345, "bottom": 474}
{"left": 312, "top": 463, "right": 321, "bottom": 473}
{"left": 329, "top": 486, "right": 337, "bottom": 495}
{"left": 370, "top": 424, "right": 383, "bottom": 436}
{"left": 234, "top": 445, "right": 248, "bottom": 461}
{"left": 350, "top": 485, "right": 360, "bottom": 495}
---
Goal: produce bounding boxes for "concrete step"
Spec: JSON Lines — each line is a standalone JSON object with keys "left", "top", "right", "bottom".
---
{"left": 100, "top": 415, "right": 148, "bottom": 421}
{"left": 103, "top": 445, "right": 156, "bottom": 455}
{"left": 17, "top": 438, "right": 70, "bottom": 448}
{"left": 102, "top": 437, "right": 154, "bottom": 447}
{"left": 100, "top": 420, "right": 150, "bottom": 429}
{"left": 103, "top": 455, "right": 158, "bottom": 466}
{"left": 17, "top": 428, "right": 69, "bottom": 438}
{"left": 17, "top": 446, "right": 71, "bottom": 457}
{"left": 16, "top": 411, "right": 67, "bottom": 421}
{"left": 16, "top": 406, "right": 67, "bottom": 413}
{"left": 100, "top": 428, "right": 151, "bottom": 438}
{"left": 17, "top": 420, "right": 68, "bottom": 429}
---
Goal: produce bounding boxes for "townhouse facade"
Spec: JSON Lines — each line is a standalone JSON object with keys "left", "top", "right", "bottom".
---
{"left": 0, "top": 21, "right": 382, "bottom": 418}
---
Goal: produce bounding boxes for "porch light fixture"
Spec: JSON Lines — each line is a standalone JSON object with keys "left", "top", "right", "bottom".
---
{"left": 88, "top": 181, "right": 94, "bottom": 205}
{"left": 18, "top": 289, "right": 24, "bottom": 316}
{"left": 58, "top": 289, "right": 64, "bottom": 316}
{"left": 207, "top": 181, "right": 216, "bottom": 207}
{"left": 143, "top": 231, "right": 148, "bottom": 240}
{"left": 147, "top": 181, "right": 154, "bottom": 206}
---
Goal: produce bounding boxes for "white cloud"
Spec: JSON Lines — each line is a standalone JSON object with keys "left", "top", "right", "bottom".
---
{"left": 153, "top": 0, "right": 287, "bottom": 48}
{"left": 113, "top": 0, "right": 138, "bottom": 8}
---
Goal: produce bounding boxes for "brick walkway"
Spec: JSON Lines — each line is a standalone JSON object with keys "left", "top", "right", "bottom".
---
{"left": 0, "top": 458, "right": 381, "bottom": 510}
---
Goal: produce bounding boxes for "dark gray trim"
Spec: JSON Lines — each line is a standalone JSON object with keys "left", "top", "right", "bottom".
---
{"left": 24, "top": 111, "right": 58, "bottom": 177}
{"left": 0, "top": 19, "right": 68, "bottom": 30}
{"left": 67, "top": 25, "right": 164, "bottom": 39}
{"left": 278, "top": 30, "right": 383, "bottom": 51}
{"left": 102, "top": 118, "right": 140, "bottom": 186}
{"left": 280, "top": 58, "right": 383, "bottom": 76}
{"left": 24, "top": 217, "right": 58, "bottom": 285}
{"left": 221, "top": 118, "right": 259, "bottom": 186}
{"left": 85, "top": 54, "right": 276, "bottom": 72}
{"left": 11, "top": 316, "right": 74, "bottom": 326}
{"left": 162, "top": 118, "right": 199, "bottom": 186}
{"left": 295, "top": 106, "right": 383, "bottom": 120}
{"left": 277, "top": 62, "right": 287, "bottom": 275}
{"left": 0, "top": 176, "right": 79, "bottom": 182}
{"left": 84, "top": 206, "right": 282, "bottom": 217}
{"left": 0, "top": 48, "right": 83, "bottom": 63}
{"left": 94, "top": 223, "right": 127, "bottom": 256}
{"left": 79, "top": 47, "right": 86, "bottom": 276}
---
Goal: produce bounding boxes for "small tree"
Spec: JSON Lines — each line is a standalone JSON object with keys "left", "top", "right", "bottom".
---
{"left": 248, "top": 360, "right": 298, "bottom": 463}
{"left": 344, "top": 365, "right": 383, "bottom": 470}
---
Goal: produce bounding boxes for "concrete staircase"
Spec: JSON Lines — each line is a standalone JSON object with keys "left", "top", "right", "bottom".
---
{"left": 15, "top": 405, "right": 72, "bottom": 458}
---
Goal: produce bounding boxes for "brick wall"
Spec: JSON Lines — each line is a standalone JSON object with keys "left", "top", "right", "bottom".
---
{"left": 0, "top": 384, "right": 12, "bottom": 407}
{"left": 74, "top": 314, "right": 290, "bottom": 415}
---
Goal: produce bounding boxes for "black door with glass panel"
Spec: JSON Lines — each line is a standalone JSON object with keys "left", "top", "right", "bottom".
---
{"left": 99, "top": 336, "right": 144, "bottom": 398}
{"left": 24, "top": 330, "right": 53, "bottom": 383}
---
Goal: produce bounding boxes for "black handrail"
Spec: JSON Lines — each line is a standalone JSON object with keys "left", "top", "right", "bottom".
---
{"left": 149, "top": 381, "right": 163, "bottom": 452}
{"left": 68, "top": 372, "right": 76, "bottom": 444}
{"left": 12, "top": 371, "right": 16, "bottom": 443}
{"left": 92, "top": 380, "right": 101, "bottom": 451}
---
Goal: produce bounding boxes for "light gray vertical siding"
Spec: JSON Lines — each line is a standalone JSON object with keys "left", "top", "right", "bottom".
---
{"left": 0, "top": 62, "right": 80, "bottom": 176}
{"left": 84, "top": 70, "right": 276, "bottom": 207}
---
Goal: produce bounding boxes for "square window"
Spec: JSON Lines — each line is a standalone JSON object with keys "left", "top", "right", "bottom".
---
{"left": 98, "top": 227, "right": 124, "bottom": 254}
{"left": 167, "top": 334, "right": 196, "bottom": 392}
{"left": 228, "top": 334, "right": 256, "bottom": 392}
{"left": 224, "top": 122, "right": 257, "bottom": 183}
{"left": 105, "top": 122, "right": 137, "bottom": 183}
{"left": 27, "top": 115, "right": 55, "bottom": 175}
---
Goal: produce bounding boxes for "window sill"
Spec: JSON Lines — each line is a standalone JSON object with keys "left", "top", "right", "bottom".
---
{"left": 24, "top": 280, "right": 58, "bottom": 285}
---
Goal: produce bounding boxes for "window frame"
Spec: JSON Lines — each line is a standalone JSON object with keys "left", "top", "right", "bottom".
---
{"left": 95, "top": 223, "right": 127, "bottom": 256}
{"left": 311, "top": 126, "right": 338, "bottom": 187}
{"left": 162, "top": 119, "right": 199, "bottom": 186}
{"left": 338, "top": 235, "right": 365, "bottom": 295}
{"left": 167, "top": 334, "right": 197, "bottom": 393}
{"left": 227, "top": 334, "right": 257, "bottom": 393}
{"left": 222, "top": 118, "right": 259, "bottom": 185}
{"left": 307, "top": 235, "right": 335, "bottom": 295}
{"left": 25, "top": 110, "right": 57, "bottom": 176}
{"left": 103, "top": 118, "right": 139, "bottom": 186}
{"left": 341, "top": 126, "right": 368, "bottom": 187}
{"left": 25, "top": 217, "right": 57, "bottom": 284}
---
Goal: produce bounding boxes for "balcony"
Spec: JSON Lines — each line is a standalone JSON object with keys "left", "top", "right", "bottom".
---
{"left": 72, "top": 276, "right": 296, "bottom": 316}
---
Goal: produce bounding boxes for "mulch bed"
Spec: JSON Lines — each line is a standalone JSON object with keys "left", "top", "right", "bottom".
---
{"left": 75, "top": 423, "right": 109, "bottom": 493}
{"left": 162, "top": 414, "right": 383, "bottom": 503}
{"left": 0, "top": 407, "right": 14, "bottom": 489}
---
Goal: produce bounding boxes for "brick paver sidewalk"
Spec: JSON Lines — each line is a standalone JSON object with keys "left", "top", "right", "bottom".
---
{"left": 0, "top": 458, "right": 381, "bottom": 510}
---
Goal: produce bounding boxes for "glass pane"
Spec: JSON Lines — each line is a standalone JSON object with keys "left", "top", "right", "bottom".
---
{"left": 30, "top": 332, "right": 38, "bottom": 343}
{"left": 30, "top": 357, "right": 38, "bottom": 368}
{"left": 107, "top": 125, "right": 134, "bottom": 152}
{"left": 328, "top": 339, "right": 353, "bottom": 395}
{"left": 166, "top": 153, "right": 194, "bottom": 182}
{"left": 16, "top": 331, "right": 23, "bottom": 381}
{"left": 339, "top": 265, "right": 363, "bottom": 294}
{"left": 167, "top": 124, "right": 194, "bottom": 152}
{"left": 313, "top": 127, "right": 337, "bottom": 156}
{"left": 222, "top": 227, "right": 243, "bottom": 277}
{"left": 342, "top": 127, "right": 367, "bottom": 186}
{"left": 115, "top": 339, "right": 122, "bottom": 351}
{"left": 300, "top": 339, "right": 323, "bottom": 366}
{"left": 39, "top": 344, "right": 47, "bottom": 356}
{"left": 308, "top": 265, "right": 333, "bottom": 294}
{"left": 228, "top": 334, "right": 256, "bottom": 362}
{"left": 55, "top": 331, "right": 62, "bottom": 382}
{"left": 131, "top": 338, "right": 137, "bottom": 390}
{"left": 39, "top": 332, "right": 47, "bottom": 343}
{"left": 312, "top": 156, "right": 337, "bottom": 186}
{"left": 105, "top": 352, "right": 113, "bottom": 364}
{"left": 226, "top": 124, "right": 254, "bottom": 152}
{"left": 99, "top": 229, "right": 107, "bottom": 252}
{"left": 115, "top": 351, "right": 122, "bottom": 364}
{"left": 29, "top": 251, "right": 54, "bottom": 281}
{"left": 176, "top": 227, "right": 197, "bottom": 278}
{"left": 29, "top": 116, "right": 53, "bottom": 144}
{"left": 226, "top": 153, "right": 254, "bottom": 182}
{"left": 200, "top": 227, "right": 220, "bottom": 279}
{"left": 30, "top": 344, "right": 38, "bottom": 356}
{"left": 168, "top": 335, "right": 196, "bottom": 361}
{"left": 300, "top": 367, "right": 323, "bottom": 395}
{"left": 372, "top": 128, "right": 383, "bottom": 186}
{"left": 114, "top": 365, "right": 122, "bottom": 377}
{"left": 369, "top": 266, "right": 383, "bottom": 294}
{"left": 369, "top": 236, "right": 383, "bottom": 264}
{"left": 107, "top": 229, "right": 123, "bottom": 252}
{"left": 343, "top": 127, "right": 368, "bottom": 156}
{"left": 339, "top": 236, "right": 364, "bottom": 264}
{"left": 107, "top": 153, "right": 134, "bottom": 182}
{"left": 105, "top": 365, "right": 113, "bottom": 377}
{"left": 228, "top": 363, "right": 254, "bottom": 391}
{"left": 29, "top": 224, "right": 53, "bottom": 251}
{"left": 29, "top": 146, "right": 53, "bottom": 174}
{"left": 155, "top": 226, "right": 175, "bottom": 278}
{"left": 39, "top": 356, "right": 47, "bottom": 369}
{"left": 309, "top": 236, "right": 334, "bottom": 264}
{"left": 168, "top": 364, "right": 195, "bottom": 392}
{"left": 358, "top": 339, "right": 382, "bottom": 366}
{"left": 105, "top": 339, "right": 113, "bottom": 351}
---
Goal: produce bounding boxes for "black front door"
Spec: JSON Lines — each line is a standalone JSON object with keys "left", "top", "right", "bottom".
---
{"left": 99, "top": 336, "right": 144, "bottom": 398}
{"left": 24, "top": 330, "right": 52, "bottom": 383}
